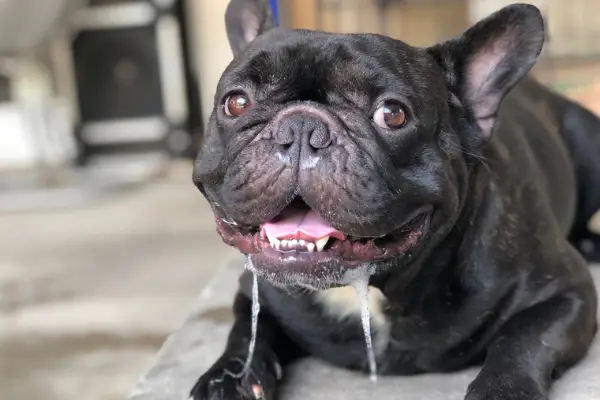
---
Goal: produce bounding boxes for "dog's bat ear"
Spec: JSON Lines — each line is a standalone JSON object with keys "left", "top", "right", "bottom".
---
{"left": 225, "top": 0, "right": 276, "bottom": 58}
{"left": 428, "top": 4, "right": 544, "bottom": 145}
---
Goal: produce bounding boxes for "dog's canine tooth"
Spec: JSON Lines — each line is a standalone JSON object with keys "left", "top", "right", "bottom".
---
{"left": 266, "top": 232, "right": 278, "bottom": 247}
{"left": 307, "top": 243, "right": 315, "bottom": 252}
{"left": 315, "top": 236, "right": 330, "bottom": 252}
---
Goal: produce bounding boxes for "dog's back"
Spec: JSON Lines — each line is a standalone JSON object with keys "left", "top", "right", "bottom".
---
{"left": 500, "top": 76, "right": 600, "bottom": 260}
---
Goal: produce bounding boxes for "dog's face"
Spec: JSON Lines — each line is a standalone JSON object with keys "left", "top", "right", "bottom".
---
{"left": 193, "top": 0, "right": 544, "bottom": 288}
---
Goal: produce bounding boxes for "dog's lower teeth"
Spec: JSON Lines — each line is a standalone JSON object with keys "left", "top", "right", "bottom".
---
{"left": 266, "top": 236, "right": 330, "bottom": 252}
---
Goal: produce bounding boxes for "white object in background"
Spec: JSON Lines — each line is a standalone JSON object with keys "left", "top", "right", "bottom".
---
{"left": 0, "top": 103, "right": 36, "bottom": 170}
{"left": 26, "top": 99, "right": 77, "bottom": 168}
{"left": 0, "top": 100, "right": 75, "bottom": 171}
{"left": 0, "top": 56, "right": 77, "bottom": 171}
{"left": 10, "top": 57, "right": 54, "bottom": 103}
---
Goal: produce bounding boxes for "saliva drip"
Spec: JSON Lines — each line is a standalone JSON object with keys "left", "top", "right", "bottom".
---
{"left": 235, "top": 259, "right": 261, "bottom": 378}
{"left": 351, "top": 270, "right": 378, "bottom": 383}
{"left": 240, "top": 258, "right": 378, "bottom": 383}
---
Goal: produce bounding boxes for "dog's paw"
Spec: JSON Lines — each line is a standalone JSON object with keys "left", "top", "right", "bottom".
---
{"left": 464, "top": 373, "right": 547, "bottom": 400}
{"left": 190, "top": 356, "right": 281, "bottom": 400}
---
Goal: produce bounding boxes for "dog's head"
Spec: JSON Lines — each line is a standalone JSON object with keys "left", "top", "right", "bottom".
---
{"left": 193, "top": 0, "right": 544, "bottom": 288}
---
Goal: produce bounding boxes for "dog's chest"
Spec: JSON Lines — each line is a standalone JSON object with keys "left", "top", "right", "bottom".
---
{"left": 315, "top": 285, "right": 391, "bottom": 351}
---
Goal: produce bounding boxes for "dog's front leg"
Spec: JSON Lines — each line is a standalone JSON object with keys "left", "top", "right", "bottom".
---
{"left": 465, "top": 282, "right": 597, "bottom": 400}
{"left": 190, "top": 290, "right": 302, "bottom": 400}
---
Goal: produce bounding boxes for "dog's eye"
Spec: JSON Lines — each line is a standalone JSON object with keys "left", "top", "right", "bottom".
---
{"left": 373, "top": 101, "right": 407, "bottom": 129}
{"left": 224, "top": 94, "right": 251, "bottom": 117}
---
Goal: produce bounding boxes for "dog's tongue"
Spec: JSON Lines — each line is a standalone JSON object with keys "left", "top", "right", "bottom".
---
{"left": 262, "top": 207, "right": 346, "bottom": 240}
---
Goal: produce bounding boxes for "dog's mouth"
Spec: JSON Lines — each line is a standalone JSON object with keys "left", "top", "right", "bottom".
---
{"left": 215, "top": 197, "right": 431, "bottom": 278}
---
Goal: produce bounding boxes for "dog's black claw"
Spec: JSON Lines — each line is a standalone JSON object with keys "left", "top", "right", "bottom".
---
{"left": 190, "top": 372, "right": 263, "bottom": 400}
{"left": 190, "top": 358, "right": 277, "bottom": 400}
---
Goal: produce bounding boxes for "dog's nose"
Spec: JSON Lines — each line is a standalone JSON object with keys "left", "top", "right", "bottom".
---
{"left": 275, "top": 114, "right": 332, "bottom": 150}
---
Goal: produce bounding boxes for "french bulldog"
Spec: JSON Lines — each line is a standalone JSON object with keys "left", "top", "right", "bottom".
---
{"left": 191, "top": 1, "right": 600, "bottom": 399}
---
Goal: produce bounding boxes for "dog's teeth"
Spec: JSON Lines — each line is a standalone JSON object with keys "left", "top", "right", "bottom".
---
{"left": 266, "top": 232, "right": 279, "bottom": 248}
{"left": 315, "top": 236, "right": 330, "bottom": 252}
{"left": 266, "top": 232, "right": 281, "bottom": 249}
{"left": 267, "top": 236, "right": 327, "bottom": 252}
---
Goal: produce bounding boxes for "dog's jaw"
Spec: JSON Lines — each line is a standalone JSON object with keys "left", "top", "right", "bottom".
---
{"left": 215, "top": 205, "right": 433, "bottom": 289}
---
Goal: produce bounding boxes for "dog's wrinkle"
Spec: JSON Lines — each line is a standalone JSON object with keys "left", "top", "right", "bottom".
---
{"left": 326, "top": 89, "right": 370, "bottom": 112}
{"left": 221, "top": 143, "right": 297, "bottom": 224}
{"left": 332, "top": 129, "right": 400, "bottom": 201}
{"left": 337, "top": 36, "right": 417, "bottom": 86}
{"left": 300, "top": 175, "right": 392, "bottom": 232}
{"left": 446, "top": 140, "right": 492, "bottom": 172}
{"left": 336, "top": 121, "right": 413, "bottom": 199}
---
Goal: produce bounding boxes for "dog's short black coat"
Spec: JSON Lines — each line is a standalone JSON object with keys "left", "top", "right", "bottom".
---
{"left": 190, "top": 1, "right": 600, "bottom": 399}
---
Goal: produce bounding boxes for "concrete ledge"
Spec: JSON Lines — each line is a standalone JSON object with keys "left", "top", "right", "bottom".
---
{"left": 129, "top": 262, "right": 600, "bottom": 400}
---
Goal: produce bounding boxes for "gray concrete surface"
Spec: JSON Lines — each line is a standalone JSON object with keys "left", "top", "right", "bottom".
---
{"left": 129, "top": 264, "right": 600, "bottom": 400}
{"left": 0, "top": 161, "right": 242, "bottom": 400}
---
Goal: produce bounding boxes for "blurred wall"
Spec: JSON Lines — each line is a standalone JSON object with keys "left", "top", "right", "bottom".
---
{"left": 186, "top": 0, "right": 469, "bottom": 125}
{"left": 186, "top": 0, "right": 470, "bottom": 125}
{"left": 186, "top": 0, "right": 600, "bottom": 126}
{"left": 286, "top": 0, "right": 469, "bottom": 46}
{"left": 384, "top": 1, "right": 468, "bottom": 47}
{"left": 185, "top": 0, "right": 233, "bottom": 126}
{"left": 469, "top": 0, "right": 600, "bottom": 57}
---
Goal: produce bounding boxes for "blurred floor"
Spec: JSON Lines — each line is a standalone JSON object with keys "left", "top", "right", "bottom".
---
{"left": 0, "top": 161, "right": 241, "bottom": 400}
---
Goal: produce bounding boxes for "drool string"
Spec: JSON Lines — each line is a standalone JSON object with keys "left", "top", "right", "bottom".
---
{"left": 353, "top": 276, "right": 378, "bottom": 382}
{"left": 235, "top": 259, "right": 261, "bottom": 378}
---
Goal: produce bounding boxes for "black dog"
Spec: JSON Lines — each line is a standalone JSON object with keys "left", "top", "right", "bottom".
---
{"left": 191, "top": 1, "right": 600, "bottom": 399}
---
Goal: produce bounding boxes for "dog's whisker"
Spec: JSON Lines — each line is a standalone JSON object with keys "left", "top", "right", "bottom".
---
{"left": 222, "top": 218, "right": 239, "bottom": 227}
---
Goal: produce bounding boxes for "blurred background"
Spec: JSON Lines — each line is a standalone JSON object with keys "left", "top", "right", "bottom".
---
{"left": 1, "top": 1, "right": 599, "bottom": 400}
